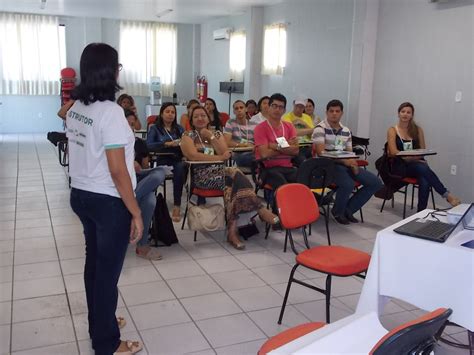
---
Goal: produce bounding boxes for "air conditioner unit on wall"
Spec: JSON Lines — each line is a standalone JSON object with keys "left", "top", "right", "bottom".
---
{"left": 213, "top": 27, "right": 232, "bottom": 40}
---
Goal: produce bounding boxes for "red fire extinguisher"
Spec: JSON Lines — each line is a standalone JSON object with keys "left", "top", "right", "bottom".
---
{"left": 201, "top": 76, "right": 208, "bottom": 103}
{"left": 196, "top": 76, "right": 202, "bottom": 101}
{"left": 197, "top": 75, "right": 208, "bottom": 103}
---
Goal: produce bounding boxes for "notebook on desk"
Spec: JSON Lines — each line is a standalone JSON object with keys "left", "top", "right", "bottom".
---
{"left": 396, "top": 149, "right": 436, "bottom": 156}
{"left": 393, "top": 203, "right": 474, "bottom": 243}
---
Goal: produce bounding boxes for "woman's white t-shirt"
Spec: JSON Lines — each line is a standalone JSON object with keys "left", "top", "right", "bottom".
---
{"left": 66, "top": 100, "right": 136, "bottom": 198}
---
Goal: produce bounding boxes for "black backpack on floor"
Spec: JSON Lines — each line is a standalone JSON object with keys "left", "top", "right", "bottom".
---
{"left": 150, "top": 193, "right": 178, "bottom": 246}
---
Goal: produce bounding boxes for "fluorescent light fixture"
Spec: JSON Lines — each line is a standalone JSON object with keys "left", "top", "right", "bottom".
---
{"left": 156, "top": 9, "right": 173, "bottom": 18}
{"left": 40, "top": 0, "right": 47, "bottom": 9}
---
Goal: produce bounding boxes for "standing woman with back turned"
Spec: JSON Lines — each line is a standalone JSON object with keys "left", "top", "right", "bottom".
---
{"left": 66, "top": 43, "right": 143, "bottom": 355}
{"left": 386, "top": 102, "right": 461, "bottom": 212}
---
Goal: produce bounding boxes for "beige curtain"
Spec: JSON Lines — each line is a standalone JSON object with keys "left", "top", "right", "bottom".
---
{"left": 229, "top": 30, "right": 246, "bottom": 81}
{"left": 262, "top": 23, "right": 287, "bottom": 76}
{"left": 0, "top": 12, "right": 65, "bottom": 95}
{"left": 119, "top": 20, "right": 177, "bottom": 97}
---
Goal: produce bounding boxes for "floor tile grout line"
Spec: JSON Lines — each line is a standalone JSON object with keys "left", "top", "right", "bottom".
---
{"left": 8, "top": 134, "right": 19, "bottom": 354}
{"left": 32, "top": 135, "right": 82, "bottom": 355}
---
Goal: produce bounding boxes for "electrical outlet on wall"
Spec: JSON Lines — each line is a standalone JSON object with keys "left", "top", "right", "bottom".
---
{"left": 450, "top": 165, "right": 457, "bottom": 175}
{"left": 38, "top": 112, "right": 43, "bottom": 119}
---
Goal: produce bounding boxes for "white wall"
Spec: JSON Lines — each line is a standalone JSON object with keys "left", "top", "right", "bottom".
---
{"left": 369, "top": 0, "right": 474, "bottom": 202}
{"left": 0, "top": 17, "right": 197, "bottom": 133}
{"left": 199, "top": 0, "right": 359, "bottom": 121}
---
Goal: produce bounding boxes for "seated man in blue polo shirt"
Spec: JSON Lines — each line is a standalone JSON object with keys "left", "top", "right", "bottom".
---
{"left": 312, "top": 100, "right": 382, "bottom": 224}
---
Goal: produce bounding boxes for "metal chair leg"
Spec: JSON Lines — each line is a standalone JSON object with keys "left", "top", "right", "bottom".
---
{"left": 324, "top": 208, "right": 331, "bottom": 246}
{"left": 302, "top": 226, "right": 310, "bottom": 250}
{"left": 284, "top": 230, "right": 288, "bottom": 253}
{"left": 431, "top": 187, "right": 436, "bottom": 209}
{"left": 411, "top": 184, "right": 415, "bottom": 209}
{"left": 325, "top": 275, "right": 332, "bottom": 323}
{"left": 278, "top": 264, "right": 299, "bottom": 324}
{"left": 403, "top": 184, "right": 408, "bottom": 219}
{"left": 288, "top": 230, "right": 298, "bottom": 255}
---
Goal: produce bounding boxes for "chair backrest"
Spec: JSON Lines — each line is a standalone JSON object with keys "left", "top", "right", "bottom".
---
{"left": 297, "top": 157, "right": 335, "bottom": 190}
{"left": 147, "top": 115, "right": 158, "bottom": 128}
{"left": 276, "top": 183, "right": 320, "bottom": 229}
{"left": 370, "top": 308, "right": 452, "bottom": 355}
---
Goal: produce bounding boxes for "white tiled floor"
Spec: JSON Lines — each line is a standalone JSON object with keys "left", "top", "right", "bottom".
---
{"left": 0, "top": 134, "right": 469, "bottom": 354}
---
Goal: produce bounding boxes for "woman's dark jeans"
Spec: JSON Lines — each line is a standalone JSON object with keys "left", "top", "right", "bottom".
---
{"left": 70, "top": 188, "right": 131, "bottom": 355}
{"left": 405, "top": 161, "right": 447, "bottom": 211}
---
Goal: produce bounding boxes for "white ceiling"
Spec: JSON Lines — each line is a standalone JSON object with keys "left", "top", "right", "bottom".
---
{"left": 0, "top": 0, "right": 284, "bottom": 24}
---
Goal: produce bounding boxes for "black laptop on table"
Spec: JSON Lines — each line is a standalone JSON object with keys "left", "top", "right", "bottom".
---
{"left": 393, "top": 203, "right": 474, "bottom": 243}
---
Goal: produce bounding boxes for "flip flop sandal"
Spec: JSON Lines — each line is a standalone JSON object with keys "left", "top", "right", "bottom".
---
{"left": 116, "top": 316, "right": 126, "bottom": 329}
{"left": 136, "top": 248, "right": 163, "bottom": 261}
{"left": 114, "top": 340, "right": 143, "bottom": 355}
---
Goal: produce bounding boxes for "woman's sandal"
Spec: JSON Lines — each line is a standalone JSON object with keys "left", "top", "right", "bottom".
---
{"left": 447, "top": 195, "right": 461, "bottom": 207}
{"left": 136, "top": 247, "right": 163, "bottom": 261}
{"left": 117, "top": 316, "right": 126, "bottom": 329}
{"left": 257, "top": 208, "right": 280, "bottom": 225}
{"left": 228, "top": 237, "right": 245, "bottom": 250}
{"left": 171, "top": 206, "right": 181, "bottom": 223}
{"left": 114, "top": 340, "right": 143, "bottom": 355}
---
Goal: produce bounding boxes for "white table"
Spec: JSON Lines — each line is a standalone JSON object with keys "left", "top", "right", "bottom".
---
{"left": 268, "top": 312, "right": 387, "bottom": 355}
{"left": 356, "top": 210, "right": 474, "bottom": 333}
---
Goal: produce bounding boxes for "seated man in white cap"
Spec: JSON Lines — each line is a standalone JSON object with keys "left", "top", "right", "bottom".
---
{"left": 282, "top": 97, "right": 315, "bottom": 164}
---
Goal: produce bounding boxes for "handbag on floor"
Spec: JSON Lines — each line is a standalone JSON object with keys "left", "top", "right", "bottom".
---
{"left": 187, "top": 204, "right": 225, "bottom": 232}
{"left": 150, "top": 193, "right": 178, "bottom": 246}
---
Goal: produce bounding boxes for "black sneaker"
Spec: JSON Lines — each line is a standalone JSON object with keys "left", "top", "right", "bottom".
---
{"left": 345, "top": 213, "right": 359, "bottom": 223}
{"left": 331, "top": 210, "right": 350, "bottom": 225}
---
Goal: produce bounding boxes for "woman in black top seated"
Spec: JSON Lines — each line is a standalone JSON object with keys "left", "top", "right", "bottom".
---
{"left": 147, "top": 102, "right": 185, "bottom": 222}
{"left": 386, "top": 102, "right": 460, "bottom": 211}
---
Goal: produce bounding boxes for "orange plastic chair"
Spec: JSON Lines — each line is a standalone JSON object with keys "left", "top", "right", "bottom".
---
{"left": 219, "top": 112, "right": 230, "bottom": 127}
{"left": 258, "top": 308, "right": 451, "bottom": 355}
{"left": 275, "top": 183, "right": 370, "bottom": 324}
{"left": 147, "top": 115, "right": 158, "bottom": 128}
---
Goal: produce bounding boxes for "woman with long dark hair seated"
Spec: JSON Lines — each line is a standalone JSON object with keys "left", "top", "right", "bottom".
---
{"left": 204, "top": 97, "right": 230, "bottom": 130}
{"left": 180, "top": 106, "right": 278, "bottom": 250}
{"left": 386, "top": 102, "right": 461, "bottom": 211}
{"left": 146, "top": 102, "right": 186, "bottom": 222}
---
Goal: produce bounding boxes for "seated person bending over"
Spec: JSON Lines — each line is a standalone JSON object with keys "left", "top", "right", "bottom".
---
{"left": 387, "top": 102, "right": 460, "bottom": 211}
{"left": 313, "top": 99, "right": 382, "bottom": 225}
{"left": 146, "top": 102, "right": 186, "bottom": 222}
{"left": 223, "top": 100, "right": 258, "bottom": 168}
{"left": 118, "top": 93, "right": 141, "bottom": 130}
{"left": 253, "top": 93, "right": 299, "bottom": 192}
{"left": 125, "top": 111, "right": 166, "bottom": 260}
{"left": 180, "top": 106, "right": 278, "bottom": 250}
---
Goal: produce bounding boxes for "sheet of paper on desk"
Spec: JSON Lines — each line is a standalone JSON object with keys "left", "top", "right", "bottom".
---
{"left": 322, "top": 151, "right": 357, "bottom": 158}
